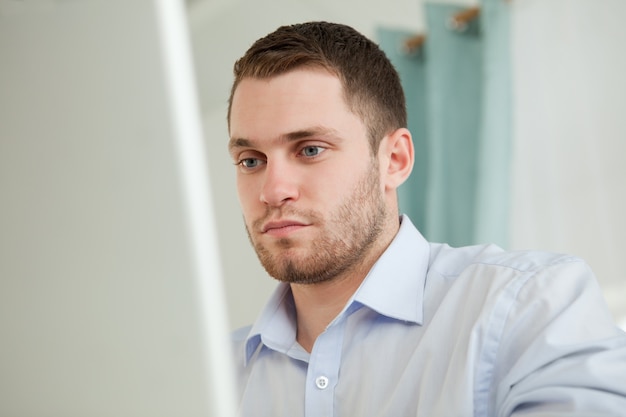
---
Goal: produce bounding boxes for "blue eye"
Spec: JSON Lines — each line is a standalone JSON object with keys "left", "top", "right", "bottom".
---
{"left": 301, "top": 146, "right": 324, "bottom": 157}
{"left": 239, "top": 158, "right": 260, "bottom": 168}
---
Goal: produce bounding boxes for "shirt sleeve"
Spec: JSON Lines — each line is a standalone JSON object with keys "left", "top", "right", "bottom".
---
{"left": 491, "top": 258, "right": 626, "bottom": 416}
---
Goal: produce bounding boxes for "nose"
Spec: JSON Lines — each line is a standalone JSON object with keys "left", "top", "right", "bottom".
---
{"left": 259, "top": 161, "right": 299, "bottom": 206}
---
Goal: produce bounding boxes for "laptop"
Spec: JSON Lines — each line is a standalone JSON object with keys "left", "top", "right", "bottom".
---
{"left": 0, "top": 0, "right": 236, "bottom": 415}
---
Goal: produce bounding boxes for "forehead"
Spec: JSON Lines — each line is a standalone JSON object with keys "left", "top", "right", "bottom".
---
{"left": 229, "top": 69, "right": 365, "bottom": 143}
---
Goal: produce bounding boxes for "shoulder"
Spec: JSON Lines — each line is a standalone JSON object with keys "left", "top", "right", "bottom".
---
{"left": 231, "top": 325, "right": 253, "bottom": 343}
{"left": 230, "top": 325, "right": 253, "bottom": 364}
{"left": 424, "top": 243, "right": 600, "bottom": 328}
{"left": 430, "top": 245, "right": 619, "bottom": 354}
{"left": 230, "top": 325, "right": 256, "bottom": 370}
{"left": 428, "top": 242, "right": 585, "bottom": 280}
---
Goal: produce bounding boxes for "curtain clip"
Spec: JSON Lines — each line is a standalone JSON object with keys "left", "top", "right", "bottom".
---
{"left": 447, "top": 6, "right": 480, "bottom": 33}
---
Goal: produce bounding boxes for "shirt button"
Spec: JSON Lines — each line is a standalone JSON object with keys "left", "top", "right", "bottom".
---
{"left": 315, "top": 376, "right": 329, "bottom": 390}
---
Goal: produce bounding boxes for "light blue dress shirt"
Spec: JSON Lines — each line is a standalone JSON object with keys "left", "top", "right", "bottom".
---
{"left": 232, "top": 215, "right": 626, "bottom": 416}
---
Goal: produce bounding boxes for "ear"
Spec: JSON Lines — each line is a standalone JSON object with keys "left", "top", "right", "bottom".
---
{"left": 379, "top": 127, "right": 414, "bottom": 191}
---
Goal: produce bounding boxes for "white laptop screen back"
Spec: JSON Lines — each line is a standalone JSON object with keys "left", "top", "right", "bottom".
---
{"left": 0, "top": 1, "right": 235, "bottom": 416}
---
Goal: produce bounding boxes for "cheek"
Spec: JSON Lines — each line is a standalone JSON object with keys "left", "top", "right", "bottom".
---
{"left": 323, "top": 162, "right": 369, "bottom": 194}
{"left": 236, "top": 177, "right": 260, "bottom": 214}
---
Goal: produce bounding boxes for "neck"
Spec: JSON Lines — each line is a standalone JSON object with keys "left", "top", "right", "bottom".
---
{"left": 292, "top": 215, "right": 400, "bottom": 352}
{"left": 291, "top": 269, "right": 364, "bottom": 352}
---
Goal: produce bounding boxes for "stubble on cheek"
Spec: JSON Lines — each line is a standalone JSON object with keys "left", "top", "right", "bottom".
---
{"left": 241, "top": 164, "right": 386, "bottom": 285}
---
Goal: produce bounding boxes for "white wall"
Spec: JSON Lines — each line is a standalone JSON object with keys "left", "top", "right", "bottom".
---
{"left": 509, "top": 0, "right": 626, "bottom": 326}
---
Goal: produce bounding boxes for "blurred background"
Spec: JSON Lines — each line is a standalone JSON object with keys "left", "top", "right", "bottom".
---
{"left": 187, "top": 0, "right": 626, "bottom": 330}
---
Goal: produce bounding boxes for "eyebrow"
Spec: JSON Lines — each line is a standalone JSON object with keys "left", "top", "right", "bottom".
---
{"left": 228, "top": 126, "right": 342, "bottom": 151}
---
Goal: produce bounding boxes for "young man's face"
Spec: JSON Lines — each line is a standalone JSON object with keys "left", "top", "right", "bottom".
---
{"left": 228, "top": 68, "right": 388, "bottom": 284}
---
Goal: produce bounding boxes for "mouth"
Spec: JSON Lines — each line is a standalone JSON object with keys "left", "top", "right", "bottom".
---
{"left": 261, "top": 219, "right": 310, "bottom": 237}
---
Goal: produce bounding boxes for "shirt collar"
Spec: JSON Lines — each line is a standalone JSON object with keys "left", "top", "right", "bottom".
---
{"left": 351, "top": 215, "right": 430, "bottom": 324}
{"left": 242, "top": 215, "right": 430, "bottom": 365}
{"left": 243, "top": 282, "right": 297, "bottom": 365}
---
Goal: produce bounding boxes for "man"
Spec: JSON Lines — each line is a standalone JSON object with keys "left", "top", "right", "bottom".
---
{"left": 227, "top": 21, "right": 626, "bottom": 416}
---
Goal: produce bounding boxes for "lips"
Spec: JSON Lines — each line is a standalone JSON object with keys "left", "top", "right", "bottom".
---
{"left": 261, "top": 219, "right": 309, "bottom": 235}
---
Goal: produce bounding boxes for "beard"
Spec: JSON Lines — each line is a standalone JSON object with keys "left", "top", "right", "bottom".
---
{"left": 245, "top": 163, "right": 387, "bottom": 285}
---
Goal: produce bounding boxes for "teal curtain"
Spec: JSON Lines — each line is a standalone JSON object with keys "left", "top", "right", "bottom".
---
{"left": 377, "top": 0, "right": 511, "bottom": 247}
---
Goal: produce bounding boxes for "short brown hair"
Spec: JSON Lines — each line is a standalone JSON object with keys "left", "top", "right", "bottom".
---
{"left": 227, "top": 21, "right": 407, "bottom": 153}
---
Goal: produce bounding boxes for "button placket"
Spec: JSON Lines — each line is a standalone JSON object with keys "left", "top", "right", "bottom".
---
{"left": 305, "top": 317, "right": 347, "bottom": 417}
